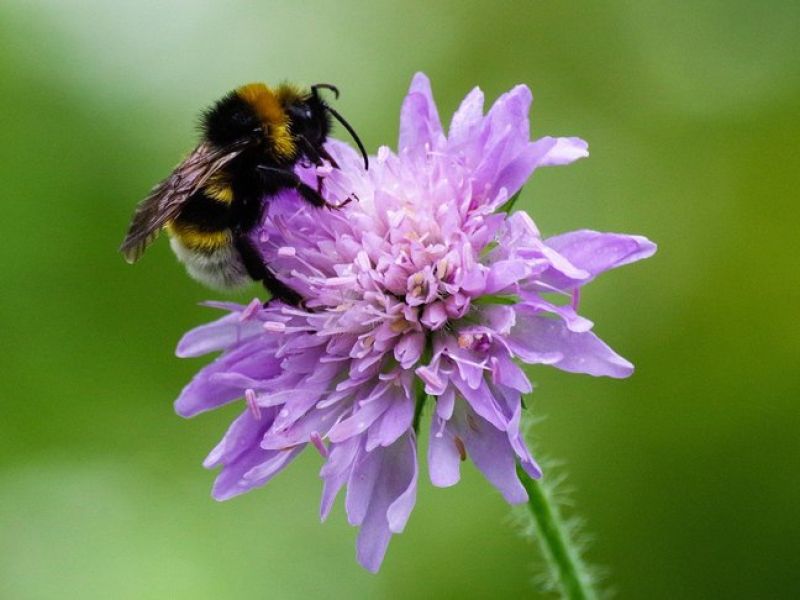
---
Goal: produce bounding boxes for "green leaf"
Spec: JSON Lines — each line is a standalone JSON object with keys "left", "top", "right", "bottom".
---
{"left": 472, "top": 294, "right": 521, "bottom": 306}
{"left": 499, "top": 188, "right": 524, "bottom": 213}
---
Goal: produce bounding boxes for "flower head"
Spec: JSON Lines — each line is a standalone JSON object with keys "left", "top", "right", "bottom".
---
{"left": 175, "top": 73, "right": 656, "bottom": 572}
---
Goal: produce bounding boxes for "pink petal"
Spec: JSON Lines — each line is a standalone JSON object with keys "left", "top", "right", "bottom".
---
{"left": 366, "top": 387, "right": 414, "bottom": 450}
{"left": 398, "top": 72, "right": 443, "bottom": 156}
{"left": 462, "top": 410, "right": 527, "bottom": 504}
{"left": 176, "top": 312, "right": 264, "bottom": 357}
{"left": 175, "top": 345, "right": 281, "bottom": 417}
{"left": 447, "top": 86, "right": 485, "bottom": 147}
{"left": 510, "top": 310, "right": 634, "bottom": 378}
{"left": 320, "top": 437, "right": 360, "bottom": 521}
{"left": 428, "top": 416, "right": 462, "bottom": 487}
{"left": 544, "top": 230, "right": 657, "bottom": 284}
{"left": 328, "top": 394, "right": 391, "bottom": 443}
{"left": 485, "top": 259, "right": 531, "bottom": 294}
{"left": 354, "top": 435, "right": 418, "bottom": 572}
{"left": 529, "top": 136, "right": 589, "bottom": 167}
{"left": 205, "top": 409, "right": 303, "bottom": 501}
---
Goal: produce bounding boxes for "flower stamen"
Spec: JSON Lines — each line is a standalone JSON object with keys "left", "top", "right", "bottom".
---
{"left": 245, "top": 389, "right": 261, "bottom": 420}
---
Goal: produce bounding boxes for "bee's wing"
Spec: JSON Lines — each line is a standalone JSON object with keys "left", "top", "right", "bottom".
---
{"left": 119, "top": 141, "right": 246, "bottom": 263}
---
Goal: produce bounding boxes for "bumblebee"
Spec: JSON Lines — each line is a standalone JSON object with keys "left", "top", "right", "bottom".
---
{"left": 120, "top": 82, "right": 368, "bottom": 305}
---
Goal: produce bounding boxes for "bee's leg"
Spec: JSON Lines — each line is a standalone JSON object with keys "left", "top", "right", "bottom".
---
{"left": 233, "top": 234, "right": 304, "bottom": 307}
{"left": 314, "top": 148, "right": 354, "bottom": 203}
{"left": 293, "top": 142, "right": 326, "bottom": 193}
{"left": 256, "top": 166, "right": 328, "bottom": 208}
{"left": 297, "top": 182, "right": 330, "bottom": 208}
{"left": 296, "top": 137, "right": 324, "bottom": 167}
{"left": 317, "top": 145, "right": 340, "bottom": 169}
{"left": 337, "top": 192, "right": 357, "bottom": 208}
{"left": 296, "top": 136, "right": 340, "bottom": 170}
{"left": 260, "top": 268, "right": 305, "bottom": 308}
{"left": 278, "top": 139, "right": 340, "bottom": 195}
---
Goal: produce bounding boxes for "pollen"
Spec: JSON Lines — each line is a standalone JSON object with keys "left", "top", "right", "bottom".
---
{"left": 390, "top": 318, "right": 410, "bottom": 333}
{"left": 436, "top": 258, "right": 449, "bottom": 280}
{"left": 457, "top": 333, "right": 474, "bottom": 349}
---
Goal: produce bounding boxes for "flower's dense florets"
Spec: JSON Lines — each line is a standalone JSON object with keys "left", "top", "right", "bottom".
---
{"left": 175, "top": 73, "right": 656, "bottom": 571}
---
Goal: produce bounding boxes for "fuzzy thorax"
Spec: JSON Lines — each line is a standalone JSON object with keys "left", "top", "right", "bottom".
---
{"left": 236, "top": 83, "right": 302, "bottom": 160}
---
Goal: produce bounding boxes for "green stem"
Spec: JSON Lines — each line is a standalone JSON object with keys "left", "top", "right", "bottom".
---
{"left": 412, "top": 383, "right": 427, "bottom": 434}
{"left": 413, "top": 337, "right": 433, "bottom": 435}
{"left": 516, "top": 464, "right": 597, "bottom": 600}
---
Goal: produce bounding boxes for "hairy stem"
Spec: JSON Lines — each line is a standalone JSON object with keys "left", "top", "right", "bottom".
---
{"left": 517, "top": 464, "right": 598, "bottom": 600}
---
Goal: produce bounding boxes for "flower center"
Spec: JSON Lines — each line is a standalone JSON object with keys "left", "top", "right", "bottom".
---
{"left": 366, "top": 245, "right": 473, "bottom": 337}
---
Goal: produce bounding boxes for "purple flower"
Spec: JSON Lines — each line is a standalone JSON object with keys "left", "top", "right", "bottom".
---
{"left": 175, "top": 73, "right": 656, "bottom": 572}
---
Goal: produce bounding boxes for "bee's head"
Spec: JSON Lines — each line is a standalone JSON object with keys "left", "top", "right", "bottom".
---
{"left": 285, "top": 89, "right": 332, "bottom": 151}
{"left": 287, "top": 84, "right": 369, "bottom": 170}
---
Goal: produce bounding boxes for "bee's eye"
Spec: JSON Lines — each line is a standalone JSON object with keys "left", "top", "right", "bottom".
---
{"left": 288, "top": 103, "right": 315, "bottom": 124}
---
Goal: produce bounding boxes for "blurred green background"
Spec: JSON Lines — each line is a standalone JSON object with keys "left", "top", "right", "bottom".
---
{"left": 1, "top": 1, "right": 798, "bottom": 598}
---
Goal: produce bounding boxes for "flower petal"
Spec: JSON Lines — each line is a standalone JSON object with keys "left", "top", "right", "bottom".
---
{"left": 205, "top": 409, "right": 302, "bottom": 501}
{"left": 530, "top": 136, "right": 589, "bottom": 167}
{"left": 447, "top": 86, "right": 484, "bottom": 148}
{"left": 490, "top": 144, "right": 542, "bottom": 203}
{"left": 507, "top": 405, "right": 542, "bottom": 479}
{"left": 451, "top": 374, "right": 508, "bottom": 431}
{"left": 366, "top": 386, "right": 414, "bottom": 450}
{"left": 394, "top": 331, "right": 425, "bottom": 369}
{"left": 428, "top": 415, "right": 462, "bottom": 487}
{"left": 176, "top": 311, "right": 264, "bottom": 357}
{"left": 510, "top": 310, "right": 634, "bottom": 378}
{"left": 491, "top": 352, "right": 533, "bottom": 393}
{"left": 544, "top": 230, "right": 657, "bottom": 284}
{"left": 328, "top": 392, "right": 391, "bottom": 444}
{"left": 175, "top": 345, "right": 281, "bottom": 417}
{"left": 398, "top": 72, "right": 443, "bottom": 155}
{"left": 345, "top": 442, "right": 382, "bottom": 527}
{"left": 460, "top": 406, "right": 527, "bottom": 504}
{"left": 354, "top": 434, "right": 418, "bottom": 572}
{"left": 320, "top": 437, "right": 360, "bottom": 521}
{"left": 485, "top": 259, "right": 531, "bottom": 294}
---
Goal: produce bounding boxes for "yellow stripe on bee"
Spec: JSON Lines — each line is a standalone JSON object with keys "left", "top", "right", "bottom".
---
{"left": 204, "top": 174, "right": 234, "bottom": 204}
{"left": 236, "top": 82, "right": 299, "bottom": 160}
{"left": 164, "top": 221, "right": 231, "bottom": 252}
{"left": 270, "top": 123, "right": 295, "bottom": 158}
{"left": 207, "top": 184, "right": 234, "bottom": 203}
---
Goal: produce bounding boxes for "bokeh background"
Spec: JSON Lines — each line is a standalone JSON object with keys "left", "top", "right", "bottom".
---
{"left": 1, "top": 1, "right": 798, "bottom": 598}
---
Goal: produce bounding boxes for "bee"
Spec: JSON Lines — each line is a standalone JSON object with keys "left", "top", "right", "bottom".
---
{"left": 119, "top": 82, "right": 368, "bottom": 305}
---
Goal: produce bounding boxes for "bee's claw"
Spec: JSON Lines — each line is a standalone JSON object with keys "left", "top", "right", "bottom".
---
{"left": 339, "top": 193, "right": 358, "bottom": 208}
{"left": 325, "top": 192, "right": 359, "bottom": 210}
{"left": 325, "top": 199, "right": 348, "bottom": 211}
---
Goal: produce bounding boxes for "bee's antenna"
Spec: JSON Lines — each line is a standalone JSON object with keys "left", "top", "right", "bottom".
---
{"left": 325, "top": 104, "right": 369, "bottom": 171}
{"left": 311, "top": 83, "right": 340, "bottom": 99}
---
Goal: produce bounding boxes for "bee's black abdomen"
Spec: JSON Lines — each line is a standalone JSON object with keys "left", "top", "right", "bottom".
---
{"left": 203, "top": 92, "right": 261, "bottom": 148}
{"left": 173, "top": 190, "right": 231, "bottom": 232}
